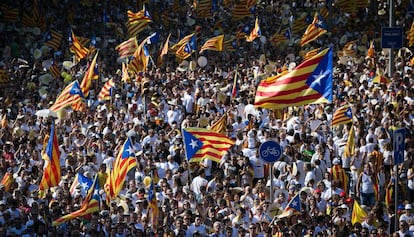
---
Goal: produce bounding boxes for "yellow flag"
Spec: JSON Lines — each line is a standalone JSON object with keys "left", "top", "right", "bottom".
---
{"left": 343, "top": 125, "right": 355, "bottom": 158}
{"left": 210, "top": 113, "right": 227, "bottom": 135}
{"left": 351, "top": 200, "right": 367, "bottom": 224}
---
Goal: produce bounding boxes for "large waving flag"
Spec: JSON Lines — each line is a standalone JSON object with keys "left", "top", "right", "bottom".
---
{"left": 351, "top": 200, "right": 367, "bottom": 225}
{"left": 157, "top": 33, "right": 171, "bottom": 66}
{"left": 147, "top": 178, "right": 159, "bottom": 228}
{"left": 182, "top": 127, "right": 234, "bottom": 163}
{"left": 39, "top": 122, "right": 61, "bottom": 191}
{"left": 269, "top": 29, "right": 291, "bottom": 45}
{"left": 49, "top": 80, "right": 85, "bottom": 112}
{"left": 126, "top": 6, "right": 152, "bottom": 37}
{"left": 231, "top": 0, "right": 253, "bottom": 20}
{"left": 331, "top": 163, "right": 348, "bottom": 193}
{"left": 246, "top": 17, "right": 261, "bottom": 42}
{"left": 304, "top": 48, "right": 321, "bottom": 60}
{"left": 195, "top": 0, "right": 212, "bottom": 18}
{"left": 69, "top": 30, "right": 89, "bottom": 62}
{"left": 300, "top": 13, "right": 327, "bottom": 47}
{"left": 109, "top": 138, "right": 137, "bottom": 200}
{"left": 44, "top": 30, "right": 63, "bottom": 50}
{"left": 343, "top": 125, "right": 355, "bottom": 158}
{"left": 254, "top": 48, "right": 333, "bottom": 109}
{"left": 199, "top": 35, "right": 224, "bottom": 54}
{"left": 332, "top": 105, "right": 352, "bottom": 126}
{"left": 128, "top": 39, "right": 150, "bottom": 74}
{"left": 53, "top": 175, "right": 100, "bottom": 226}
{"left": 70, "top": 172, "right": 93, "bottom": 198}
{"left": 115, "top": 37, "right": 138, "bottom": 59}
{"left": 278, "top": 192, "right": 301, "bottom": 218}
{"left": 98, "top": 79, "right": 115, "bottom": 101}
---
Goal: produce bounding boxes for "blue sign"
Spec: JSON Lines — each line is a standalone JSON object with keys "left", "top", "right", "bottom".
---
{"left": 394, "top": 128, "right": 405, "bottom": 165}
{"left": 259, "top": 141, "right": 282, "bottom": 163}
{"left": 381, "top": 27, "right": 403, "bottom": 49}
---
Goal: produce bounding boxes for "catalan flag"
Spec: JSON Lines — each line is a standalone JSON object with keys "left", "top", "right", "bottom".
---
{"left": 44, "top": 30, "right": 63, "bottom": 51}
{"left": 49, "top": 80, "right": 84, "bottom": 112}
{"left": 1, "top": 172, "right": 13, "bottom": 192}
{"left": 157, "top": 33, "right": 171, "bottom": 66}
{"left": 331, "top": 163, "right": 348, "bottom": 193}
{"left": 69, "top": 172, "right": 93, "bottom": 198}
{"left": 49, "top": 60, "right": 61, "bottom": 79}
{"left": 109, "top": 138, "right": 137, "bottom": 200}
{"left": 98, "top": 79, "right": 115, "bottom": 101}
{"left": 182, "top": 127, "right": 235, "bottom": 163}
{"left": 115, "top": 37, "right": 138, "bottom": 59}
{"left": 1, "top": 114, "right": 7, "bottom": 129}
{"left": 246, "top": 18, "right": 261, "bottom": 42}
{"left": 278, "top": 192, "right": 301, "bottom": 218}
{"left": 351, "top": 200, "right": 367, "bottom": 225}
{"left": 39, "top": 122, "right": 61, "bottom": 191}
{"left": 254, "top": 48, "right": 333, "bottom": 109}
{"left": 0, "top": 4, "right": 19, "bottom": 23}
{"left": 195, "top": 0, "right": 212, "bottom": 18}
{"left": 231, "top": 0, "right": 253, "bottom": 21}
{"left": 176, "top": 42, "right": 193, "bottom": 60}
{"left": 269, "top": 29, "right": 291, "bottom": 45}
{"left": 147, "top": 178, "right": 159, "bottom": 228}
{"left": 223, "top": 38, "right": 237, "bottom": 52}
{"left": 121, "top": 62, "right": 130, "bottom": 83}
{"left": 53, "top": 175, "right": 100, "bottom": 226}
{"left": 304, "top": 48, "right": 321, "bottom": 60}
{"left": 126, "top": 6, "right": 152, "bottom": 37}
{"left": 385, "top": 180, "right": 394, "bottom": 208}
{"left": 332, "top": 105, "right": 352, "bottom": 126}
{"left": 336, "top": 0, "right": 369, "bottom": 13}
{"left": 170, "top": 33, "right": 195, "bottom": 53}
{"left": 128, "top": 39, "right": 150, "bottom": 74}
{"left": 21, "top": 0, "right": 46, "bottom": 31}
{"left": 210, "top": 114, "right": 227, "bottom": 135}
{"left": 292, "top": 14, "right": 310, "bottom": 34}
{"left": 200, "top": 35, "right": 224, "bottom": 54}
{"left": 343, "top": 125, "right": 355, "bottom": 158}
{"left": 79, "top": 51, "right": 99, "bottom": 97}
{"left": 408, "top": 22, "right": 414, "bottom": 47}
{"left": 69, "top": 30, "right": 89, "bottom": 62}
{"left": 300, "top": 13, "right": 327, "bottom": 47}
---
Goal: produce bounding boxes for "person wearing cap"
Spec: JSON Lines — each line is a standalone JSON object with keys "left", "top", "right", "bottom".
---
{"left": 399, "top": 204, "right": 414, "bottom": 223}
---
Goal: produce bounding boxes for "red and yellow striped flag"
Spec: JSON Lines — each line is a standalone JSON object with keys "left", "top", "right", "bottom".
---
{"left": 115, "top": 37, "right": 138, "bottom": 59}
{"left": 182, "top": 127, "right": 235, "bottom": 163}
{"left": 300, "top": 13, "right": 327, "bottom": 47}
{"left": 79, "top": 51, "right": 99, "bottom": 98}
{"left": 246, "top": 18, "right": 261, "bottom": 42}
{"left": 98, "top": 79, "right": 115, "bottom": 101}
{"left": 49, "top": 81, "right": 84, "bottom": 112}
{"left": 210, "top": 113, "right": 227, "bottom": 135}
{"left": 170, "top": 33, "right": 195, "bottom": 53}
{"left": 52, "top": 176, "right": 100, "bottom": 226}
{"left": 409, "top": 22, "right": 414, "bottom": 47}
{"left": 109, "top": 138, "right": 137, "bottom": 200}
{"left": 343, "top": 125, "right": 355, "bottom": 158}
{"left": 126, "top": 6, "right": 152, "bottom": 37}
{"left": 0, "top": 4, "right": 19, "bottom": 23}
{"left": 1, "top": 172, "right": 13, "bottom": 192}
{"left": 44, "top": 30, "right": 63, "bottom": 50}
{"left": 331, "top": 164, "right": 348, "bottom": 193}
{"left": 231, "top": 0, "right": 253, "bottom": 21}
{"left": 332, "top": 105, "right": 352, "bottom": 126}
{"left": 200, "top": 35, "right": 224, "bottom": 54}
{"left": 39, "top": 122, "right": 61, "bottom": 191}
{"left": 304, "top": 48, "right": 321, "bottom": 60}
{"left": 351, "top": 200, "right": 367, "bottom": 225}
{"left": 385, "top": 180, "right": 394, "bottom": 208}
{"left": 254, "top": 48, "right": 333, "bottom": 109}
{"left": 338, "top": 40, "right": 357, "bottom": 58}
{"left": 157, "top": 33, "right": 171, "bottom": 67}
{"left": 195, "top": 0, "right": 212, "bottom": 18}
{"left": 70, "top": 30, "right": 89, "bottom": 62}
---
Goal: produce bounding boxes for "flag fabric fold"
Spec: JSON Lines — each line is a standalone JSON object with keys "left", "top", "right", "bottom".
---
{"left": 115, "top": 37, "right": 138, "bottom": 59}
{"left": 157, "top": 33, "right": 171, "bottom": 66}
{"left": 147, "top": 178, "right": 159, "bottom": 228}
{"left": 53, "top": 175, "right": 100, "bottom": 226}
{"left": 44, "top": 30, "right": 63, "bottom": 50}
{"left": 343, "top": 125, "right": 355, "bottom": 158}
{"left": 300, "top": 13, "right": 327, "bottom": 47}
{"left": 126, "top": 6, "right": 152, "bottom": 37}
{"left": 246, "top": 18, "right": 261, "bottom": 42}
{"left": 69, "top": 172, "right": 93, "bottom": 198}
{"left": 199, "top": 35, "right": 224, "bottom": 54}
{"left": 49, "top": 80, "right": 85, "bottom": 112}
{"left": 254, "top": 48, "right": 333, "bottom": 109}
{"left": 332, "top": 105, "right": 352, "bottom": 126}
{"left": 69, "top": 30, "right": 89, "bottom": 62}
{"left": 210, "top": 113, "right": 227, "bottom": 135}
{"left": 182, "top": 127, "right": 234, "bottom": 163}
{"left": 1, "top": 172, "right": 13, "bottom": 192}
{"left": 39, "top": 122, "right": 61, "bottom": 191}
{"left": 351, "top": 200, "right": 367, "bottom": 225}
{"left": 98, "top": 79, "right": 115, "bottom": 101}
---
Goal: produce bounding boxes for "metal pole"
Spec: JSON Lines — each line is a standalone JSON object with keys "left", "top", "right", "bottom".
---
{"left": 269, "top": 164, "right": 274, "bottom": 203}
{"left": 394, "top": 131, "right": 398, "bottom": 233}
{"left": 389, "top": 0, "right": 395, "bottom": 77}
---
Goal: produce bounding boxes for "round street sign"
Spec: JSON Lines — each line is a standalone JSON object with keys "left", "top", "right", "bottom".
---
{"left": 259, "top": 140, "right": 282, "bottom": 163}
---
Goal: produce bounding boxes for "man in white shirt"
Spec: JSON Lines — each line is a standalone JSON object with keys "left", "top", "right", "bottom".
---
{"left": 191, "top": 169, "right": 208, "bottom": 196}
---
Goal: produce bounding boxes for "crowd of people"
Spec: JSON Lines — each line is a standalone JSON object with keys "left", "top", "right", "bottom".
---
{"left": 0, "top": 0, "right": 414, "bottom": 236}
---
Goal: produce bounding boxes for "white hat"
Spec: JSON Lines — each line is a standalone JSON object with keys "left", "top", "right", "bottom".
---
{"left": 405, "top": 204, "right": 413, "bottom": 210}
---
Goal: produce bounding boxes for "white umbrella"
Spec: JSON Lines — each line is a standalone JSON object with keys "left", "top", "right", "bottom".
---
{"left": 35, "top": 109, "right": 57, "bottom": 118}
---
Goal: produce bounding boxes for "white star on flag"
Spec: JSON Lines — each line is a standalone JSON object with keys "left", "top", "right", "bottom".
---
{"left": 190, "top": 139, "right": 198, "bottom": 149}
{"left": 125, "top": 146, "right": 134, "bottom": 156}
{"left": 310, "top": 70, "right": 327, "bottom": 87}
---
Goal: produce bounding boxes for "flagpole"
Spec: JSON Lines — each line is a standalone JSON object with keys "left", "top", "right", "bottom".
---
{"left": 388, "top": 0, "right": 394, "bottom": 77}
{"left": 393, "top": 131, "right": 398, "bottom": 233}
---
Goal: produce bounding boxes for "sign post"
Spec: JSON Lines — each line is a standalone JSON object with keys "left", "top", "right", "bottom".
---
{"left": 381, "top": 26, "right": 402, "bottom": 77}
{"left": 259, "top": 140, "right": 282, "bottom": 203}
